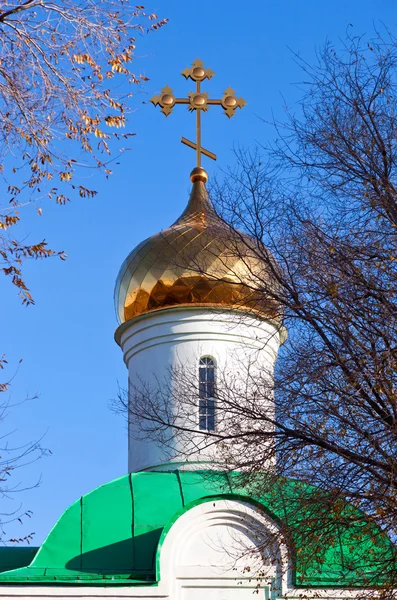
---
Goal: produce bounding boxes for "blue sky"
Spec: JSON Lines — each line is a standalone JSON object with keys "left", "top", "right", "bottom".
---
{"left": 1, "top": 0, "right": 396, "bottom": 545}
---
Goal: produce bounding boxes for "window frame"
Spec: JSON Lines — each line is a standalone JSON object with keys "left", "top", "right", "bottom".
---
{"left": 198, "top": 356, "right": 216, "bottom": 432}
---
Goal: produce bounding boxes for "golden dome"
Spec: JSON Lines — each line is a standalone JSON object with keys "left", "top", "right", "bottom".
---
{"left": 115, "top": 168, "right": 280, "bottom": 323}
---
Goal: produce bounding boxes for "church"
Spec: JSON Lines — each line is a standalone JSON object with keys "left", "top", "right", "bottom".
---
{"left": 0, "top": 60, "right": 393, "bottom": 600}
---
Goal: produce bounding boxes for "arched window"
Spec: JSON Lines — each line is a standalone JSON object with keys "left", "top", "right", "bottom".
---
{"left": 199, "top": 357, "right": 216, "bottom": 431}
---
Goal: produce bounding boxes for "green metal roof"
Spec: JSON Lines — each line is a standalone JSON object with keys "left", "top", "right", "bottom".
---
{"left": 0, "top": 469, "right": 393, "bottom": 587}
{"left": 0, "top": 547, "right": 39, "bottom": 574}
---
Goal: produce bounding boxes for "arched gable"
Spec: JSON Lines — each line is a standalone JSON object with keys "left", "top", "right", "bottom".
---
{"left": 157, "top": 497, "right": 290, "bottom": 599}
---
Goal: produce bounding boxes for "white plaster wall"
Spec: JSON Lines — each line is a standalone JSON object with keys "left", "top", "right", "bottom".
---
{"left": 0, "top": 582, "right": 374, "bottom": 599}
{"left": 115, "top": 307, "right": 285, "bottom": 472}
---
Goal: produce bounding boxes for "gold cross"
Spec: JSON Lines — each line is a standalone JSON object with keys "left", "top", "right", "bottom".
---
{"left": 150, "top": 58, "right": 246, "bottom": 168}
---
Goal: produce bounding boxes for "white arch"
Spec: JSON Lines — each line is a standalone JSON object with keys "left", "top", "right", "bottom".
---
{"left": 158, "top": 498, "right": 291, "bottom": 600}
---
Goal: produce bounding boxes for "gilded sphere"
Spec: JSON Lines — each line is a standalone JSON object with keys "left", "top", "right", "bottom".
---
{"left": 161, "top": 93, "right": 175, "bottom": 106}
{"left": 192, "top": 66, "right": 205, "bottom": 79}
{"left": 192, "top": 94, "right": 206, "bottom": 107}
{"left": 190, "top": 167, "right": 208, "bottom": 183}
{"left": 223, "top": 95, "right": 237, "bottom": 108}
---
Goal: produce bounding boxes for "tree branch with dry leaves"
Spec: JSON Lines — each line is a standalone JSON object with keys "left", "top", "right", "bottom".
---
{"left": 0, "top": 0, "right": 167, "bottom": 303}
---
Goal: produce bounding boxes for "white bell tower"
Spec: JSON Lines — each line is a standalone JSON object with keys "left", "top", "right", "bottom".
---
{"left": 115, "top": 169, "right": 285, "bottom": 473}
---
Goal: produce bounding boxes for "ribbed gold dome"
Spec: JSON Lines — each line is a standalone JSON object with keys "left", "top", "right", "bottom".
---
{"left": 115, "top": 168, "right": 279, "bottom": 323}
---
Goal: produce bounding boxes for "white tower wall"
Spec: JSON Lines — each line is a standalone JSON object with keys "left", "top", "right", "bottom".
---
{"left": 115, "top": 306, "right": 285, "bottom": 472}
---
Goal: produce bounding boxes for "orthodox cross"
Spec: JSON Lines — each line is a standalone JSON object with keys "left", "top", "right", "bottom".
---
{"left": 150, "top": 58, "right": 246, "bottom": 168}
